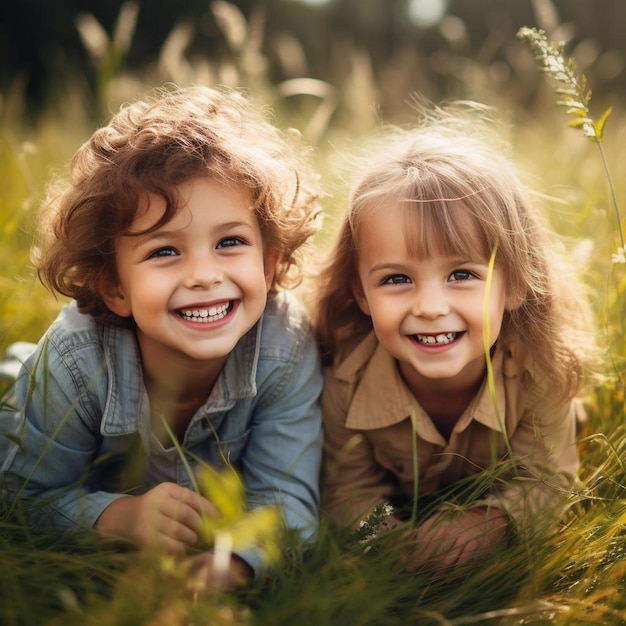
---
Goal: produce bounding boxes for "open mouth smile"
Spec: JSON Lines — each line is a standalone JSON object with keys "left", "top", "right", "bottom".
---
{"left": 414, "top": 332, "right": 460, "bottom": 345}
{"left": 177, "top": 301, "right": 233, "bottom": 323}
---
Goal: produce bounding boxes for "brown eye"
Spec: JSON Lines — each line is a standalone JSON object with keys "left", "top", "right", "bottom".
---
{"left": 148, "top": 247, "right": 177, "bottom": 259}
{"left": 449, "top": 269, "right": 476, "bottom": 281}
{"left": 217, "top": 237, "right": 246, "bottom": 248}
{"left": 382, "top": 274, "right": 410, "bottom": 285}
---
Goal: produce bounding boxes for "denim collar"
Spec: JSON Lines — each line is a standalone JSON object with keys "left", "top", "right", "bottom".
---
{"left": 99, "top": 317, "right": 262, "bottom": 438}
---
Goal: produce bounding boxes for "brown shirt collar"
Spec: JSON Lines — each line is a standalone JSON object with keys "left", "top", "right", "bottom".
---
{"left": 337, "top": 333, "right": 519, "bottom": 441}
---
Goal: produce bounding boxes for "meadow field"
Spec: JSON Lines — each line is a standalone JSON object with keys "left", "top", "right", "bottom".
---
{"left": 1, "top": 4, "right": 626, "bottom": 624}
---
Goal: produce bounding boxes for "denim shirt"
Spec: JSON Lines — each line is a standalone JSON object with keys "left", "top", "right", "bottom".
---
{"left": 2, "top": 292, "right": 323, "bottom": 574}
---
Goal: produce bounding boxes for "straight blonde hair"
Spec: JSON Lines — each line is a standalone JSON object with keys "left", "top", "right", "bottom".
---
{"left": 314, "top": 103, "right": 595, "bottom": 400}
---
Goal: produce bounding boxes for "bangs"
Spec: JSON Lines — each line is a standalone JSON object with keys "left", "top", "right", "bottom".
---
{"left": 350, "top": 150, "right": 503, "bottom": 263}
{"left": 359, "top": 196, "right": 496, "bottom": 262}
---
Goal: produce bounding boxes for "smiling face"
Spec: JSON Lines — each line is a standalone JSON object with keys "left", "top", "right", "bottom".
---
{"left": 353, "top": 202, "right": 513, "bottom": 395}
{"left": 100, "top": 176, "right": 275, "bottom": 373}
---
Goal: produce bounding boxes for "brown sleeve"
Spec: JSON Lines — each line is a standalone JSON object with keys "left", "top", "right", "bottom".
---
{"left": 321, "top": 367, "right": 395, "bottom": 528}
{"left": 482, "top": 389, "right": 582, "bottom": 533}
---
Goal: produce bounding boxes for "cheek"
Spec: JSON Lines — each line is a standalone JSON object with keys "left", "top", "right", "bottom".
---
{"left": 132, "top": 279, "right": 169, "bottom": 308}
{"left": 486, "top": 294, "right": 507, "bottom": 336}
{"left": 369, "top": 300, "right": 402, "bottom": 333}
{"left": 244, "top": 266, "right": 274, "bottom": 307}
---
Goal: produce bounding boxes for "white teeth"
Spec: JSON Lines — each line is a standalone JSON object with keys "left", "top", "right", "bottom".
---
{"left": 179, "top": 303, "right": 229, "bottom": 323}
{"left": 416, "top": 332, "right": 457, "bottom": 345}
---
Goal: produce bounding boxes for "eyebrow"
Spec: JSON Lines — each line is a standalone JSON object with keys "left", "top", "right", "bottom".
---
{"left": 368, "top": 257, "right": 486, "bottom": 273}
{"left": 123, "top": 230, "right": 178, "bottom": 249}
{"left": 125, "top": 219, "right": 258, "bottom": 245}
{"left": 218, "top": 220, "right": 258, "bottom": 232}
{"left": 368, "top": 262, "right": 408, "bottom": 274}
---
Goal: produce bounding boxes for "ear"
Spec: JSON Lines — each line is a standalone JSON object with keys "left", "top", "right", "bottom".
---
{"left": 264, "top": 250, "right": 279, "bottom": 292}
{"left": 352, "top": 279, "right": 371, "bottom": 316}
{"left": 98, "top": 276, "right": 132, "bottom": 318}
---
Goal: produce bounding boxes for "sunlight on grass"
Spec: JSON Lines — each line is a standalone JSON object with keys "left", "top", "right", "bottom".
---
{"left": 1, "top": 5, "right": 626, "bottom": 625}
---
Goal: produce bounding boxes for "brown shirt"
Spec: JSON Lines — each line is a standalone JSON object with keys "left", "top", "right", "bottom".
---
{"left": 322, "top": 332, "right": 582, "bottom": 531}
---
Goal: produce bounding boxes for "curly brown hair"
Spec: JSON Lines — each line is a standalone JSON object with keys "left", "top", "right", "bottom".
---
{"left": 33, "top": 84, "right": 322, "bottom": 320}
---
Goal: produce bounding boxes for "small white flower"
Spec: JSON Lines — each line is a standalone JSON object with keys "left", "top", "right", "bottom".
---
{"left": 382, "top": 503, "right": 395, "bottom": 517}
{"left": 611, "top": 247, "right": 626, "bottom": 264}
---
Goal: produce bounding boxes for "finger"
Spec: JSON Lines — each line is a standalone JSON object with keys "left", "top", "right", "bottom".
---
{"left": 161, "top": 501, "right": 205, "bottom": 539}
{"left": 187, "top": 492, "right": 220, "bottom": 519}
{"left": 158, "top": 511, "right": 201, "bottom": 547}
{"left": 135, "top": 515, "right": 195, "bottom": 554}
{"left": 171, "top": 486, "right": 219, "bottom": 518}
{"left": 167, "top": 499, "right": 209, "bottom": 537}
{"left": 173, "top": 525, "right": 199, "bottom": 548}
{"left": 198, "top": 495, "right": 219, "bottom": 517}
{"left": 154, "top": 532, "right": 191, "bottom": 556}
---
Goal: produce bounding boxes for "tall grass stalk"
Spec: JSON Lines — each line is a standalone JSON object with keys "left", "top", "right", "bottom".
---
{"left": 517, "top": 27, "right": 624, "bottom": 259}
{"left": 481, "top": 243, "right": 515, "bottom": 469}
{"left": 2, "top": 9, "right": 626, "bottom": 626}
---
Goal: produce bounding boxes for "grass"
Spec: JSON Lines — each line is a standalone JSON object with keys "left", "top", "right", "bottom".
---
{"left": 2, "top": 7, "right": 626, "bottom": 625}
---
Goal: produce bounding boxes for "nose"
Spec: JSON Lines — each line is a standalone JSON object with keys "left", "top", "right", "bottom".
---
{"left": 182, "top": 253, "right": 223, "bottom": 289}
{"left": 412, "top": 283, "right": 449, "bottom": 319}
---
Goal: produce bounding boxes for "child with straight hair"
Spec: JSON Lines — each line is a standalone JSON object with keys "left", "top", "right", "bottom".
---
{"left": 315, "top": 103, "right": 596, "bottom": 574}
{"left": 2, "top": 85, "right": 323, "bottom": 589}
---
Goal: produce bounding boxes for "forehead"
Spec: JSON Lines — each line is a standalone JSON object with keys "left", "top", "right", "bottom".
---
{"left": 355, "top": 198, "right": 490, "bottom": 261}
{"left": 126, "top": 177, "right": 256, "bottom": 234}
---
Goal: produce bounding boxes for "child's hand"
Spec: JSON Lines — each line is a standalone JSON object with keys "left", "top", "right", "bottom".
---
{"left": 403, "top": 506, "right": 509, "bottom": 575}
{"left": 96, "top": 482, "right": 219, "bottom": 554}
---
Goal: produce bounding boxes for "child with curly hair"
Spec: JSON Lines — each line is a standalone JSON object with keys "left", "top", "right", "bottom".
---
{"left": 315, "top": 103, "right": 596, "bottom": 575}
{"left": 2, "top": 85, "right": 323, "bottom": 589}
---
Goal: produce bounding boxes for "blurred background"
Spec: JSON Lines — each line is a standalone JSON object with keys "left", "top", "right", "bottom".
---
{"left": 1, "top": 0, "right": 625, "bottom": 348}
{"left": 3, "top": 6, "right": 626, "bottom": 622}
{"left": 2, "top": 0, "right": 624, "bottom": 125}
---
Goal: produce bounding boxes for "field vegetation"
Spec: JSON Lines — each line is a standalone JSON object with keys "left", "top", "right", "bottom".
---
{"left": 1, "top": 3, "right": 625, "bottom": 624}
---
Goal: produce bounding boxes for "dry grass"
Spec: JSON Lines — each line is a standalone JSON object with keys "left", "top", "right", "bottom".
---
{"left": 1, "top": 4, "right": 626, "bottom": 624}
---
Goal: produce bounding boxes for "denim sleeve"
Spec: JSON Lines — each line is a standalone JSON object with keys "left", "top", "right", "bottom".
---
{"left": 239, "top": 329, "right": 323, "bottom": 564}
{"left": 0, "top": 342, "right": 37, "bottom": 472}
{"left": 2, "top": 338, "right": 127, "bottom": 530}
